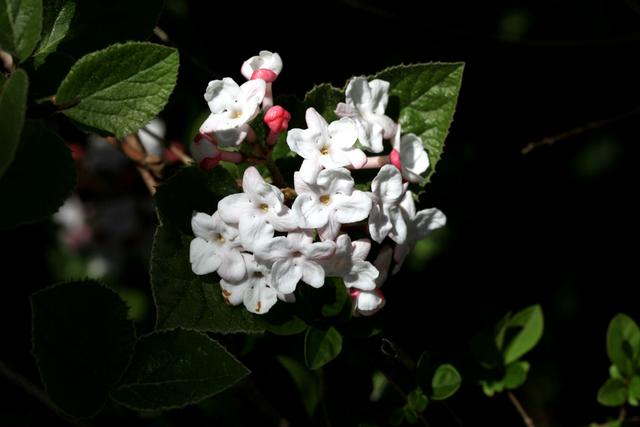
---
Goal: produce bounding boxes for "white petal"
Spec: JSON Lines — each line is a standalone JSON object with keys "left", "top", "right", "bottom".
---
{"left": 372, "top": 114, "right": 396, "bottom": 140}
{"left": 298, "top": 158, "right": 323, "bottom": 184}
{"left": 368, "top": 203, "right": 391, "bottom": 243}
{"left": 240, "top": 79, "right": 266, "bottom": 106}
{"left": 220, "top": 280, "right": 247, "bottom": 306}
{"left": 368, "top": 80, "right": 390, "bottom": 115}
{"left": 327, "top": 118, "right": 358, "bottom": 149}
{"left": 213, "top": 127, "right": 248, "bottom": 147}
{"left": 399, "top": 190, "right": 416, "bottom": 219}
{"left": 205, "top": 78, "right": 240, "bottom": 113}
{"left": 190, "top": 137, "right": 219, "bottom": 163}
{"left": 191, "top": 212, "right": 215, "bottom": 240}
{"left": 138, "top": 118, "right": 165, "bottom": 157}
{"left": 335, "top": 102, "right": 357, "bottom": 118}
{"left": 346, "top": 77, "right": 372, "bottom": 109}
{"left": 317, "top": 168, "right": 354, "bottom": 196}
{"left": 392, "top": 244, "right": 411, "bottom": 274}
{"left": 303, "top": 240, "right": 336, "bottom": 260}
{"left": 243, "top": 280, "right": 278, "bottom": 314}
{"left": 318, "top": 217, "right": 341, "bottom": 241}
{"left": 342, "top": 148, "right": 367, "bottom": 169}
{"left": 254, "top": 236, "right": 291, "bottom": 264}
{"left": 355, "top": 119, "right": 384, "bottom": 153}
{"left": 267, "top": 208, "right": 298, "bottom": 231}
{"left": 272, "top": 259, "right": 302, "bottom": 294}
{"left": 305, "top": 108, "right": 329, "bottom": 134}
{"left": 351, "top": 239, "right": 371, "bottom": 261}
{"left": 388, "top": 206, "right": 408, "bottom": 244}
{"left": 286, "top": 229, "right": 314, "bottom": 248}
{"left": 218, "top": 193, "right": 253, "bottom": 225}
{"left": 292, "top": 193, "right": 328, "bottom": 228}
{"left": 239, "top": 214, "right": 274, "bottom": 252}
{"left": 333, "top": 191, "right": 372, "bottom": 224}
{"left": 344, "top": 260, "right": 378, "bottom": 291}
{"left": 302, "top": 260, "right": 325, "bottom": 288}
{"left": 355, "top": 290, "right": 385, "bottom": 315}
{"left": 217, "top": 248, "right": 247, "bottom": 282}
{"left": 414, "top": 208, "right": 447, "bottom": 240}
{"left": 372, "top": 164, "right": 404, "bottom": 202}
{"left": 189, "top": 237, "right": 221, "bottom": 275}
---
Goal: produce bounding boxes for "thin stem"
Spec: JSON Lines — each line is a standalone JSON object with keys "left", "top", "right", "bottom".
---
{"left": 521, "top": 106, "right": 640, "bottom": 154}
{"left": 619, "top": 405, "right": 627, "bottom": 423}
{"left": 507, "top": 391, "right": 535, "bottom": 427}
{"left": 136, "top": 165, "right": 158, "bottom": 195}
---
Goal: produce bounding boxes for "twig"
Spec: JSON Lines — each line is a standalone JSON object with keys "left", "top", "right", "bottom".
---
{"left": 136, "top": 165, "right": 157, "bottom": 195}
{"left": 106, "top": 136, "right": 159, "bottom": 196}
{"left": 507, "top": 391, "right": 535, "bottom": 427}
{"left": 521, "top": 106, "right": 640, "bottom": 154}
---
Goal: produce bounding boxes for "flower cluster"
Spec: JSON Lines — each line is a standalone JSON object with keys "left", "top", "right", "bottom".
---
{"left": 189, "top": 51, "right": 446, "bottom": 315}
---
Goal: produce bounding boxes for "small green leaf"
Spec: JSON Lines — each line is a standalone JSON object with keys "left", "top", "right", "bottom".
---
{"left": 431, "top": 364, "right": 462, "bottom": 400}
{"left": 277, "top": 356, "right": 321, "bottom": 418}
{"left": 56, "top": 42, "right": 179, "bottom": 138}
{"left": 372, "top": 63, "right": 464, "bottom": 185}
{"left": 501, "top": 304, "right": 544, "bottom": 365}
{"left": 304, "top": 84, "right": 343, "bottom": 122}
{"left": 0, "top": 121, "right": 76, "bottom": 230}
{"left": 0, "top": 69, "right": 28, "bottom": 178}
{"left": 403, "top": 406, "right": 419, "bottom": 424}
{"left": 321, "top": 278, "right": 350, "bottom": 318}
{"left": 407, "top": 388, "right": 429, "bottom": 412}
{"left": 58, "top": 0, "right": 163, "bottom": 58}
{"left": 597, "top": 378, "right": 627, "bottom": 407}
{"left": 263, "top": 303, "right": 308, "bottom": 336}
{"left": 31, "top": 280, "right": 136, "bottom": 417}
{"left": 32, "top": 0, "right": 75, "bottom": 66}
{"left": 111, "top": 329, "right": 249, "bottom": 411}
{"left": 628, "top": 375, "right": 640, "bottom": 406}
{"left": 607, "top": 313, "right": 640, "bottom": 377}
{"left": 610, "top": 364, "right": 623, "bottom": 380}
{"left": 0, "top": 0, "right": 42, "bottom": 62}
{"left": 151, "top": 225, "right": 267, "bottom": 333}
{"left": 304, "top": 326, "right": 343, "bottom": 370}
{"left": 504, "top": 361, "right": 530, "bottom": 390}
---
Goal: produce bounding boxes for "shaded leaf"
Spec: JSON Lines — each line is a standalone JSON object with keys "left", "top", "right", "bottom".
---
{"left": 304, "top": 326, "right": 343, "bottom": 370}
{"left": 431, "top": 364, "right": 461, "bottom": 400}
{"left": 56, "top": 42, "right": 179, "bottom": 138}
{"left": 112, "top": 329, "right": 249, "bottom": 411}
{"left": 304, "top": 83, "right": 343, "bottom": 122}
{"left": 32, "top": 0, "right": 75, "bottom": 66}
{"left": 504, "top": 361, "right": 530, "bottom": 390}
{"left": 0, "top": 0, "right": 42, "bottom": 62}
{"left": 0, "top": 69, "right": 28, "bottom": 177}
{"left": 31, "top": 280, "right": 135, "bottom": 417}
{"left": 597, "top": 378, "right": 627, "bottom": 407}
{"left": 277, "top": 355, "right": 321, "bottom": 418}
{"left": 500, "top": 304, "right": 544, "bottom": 364}
{"left": 0, "top": 121, "right": 76, "bottom": 230}
{"left": 407, "top": 388, "right": 429, "bottom": 412}
{"left": 607, "top": 313, "right": 640, "bottom": 377}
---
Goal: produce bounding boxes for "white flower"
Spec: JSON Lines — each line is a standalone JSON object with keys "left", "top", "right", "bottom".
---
{"left": 189, "top": 211, "right": 246, "bottom": 282}
{"left": 322, "top": 235, "right": 378, "bottom": 290}
{"left": 199, "top": 77, "right": 266, "bottom": 147}
{"left": 287, "top": 108, "right": 366, "bottom": 182}
{"left": 240, "top": 50, "right": 283, "bottom": 81}
{"left": 335, "top": 77, "right": 396, "bottom": 153}
{"left": 254, "top": 230, "right": 335, "bottom": 294}
{"left": 368, "top": 165, "right": 411, "bottom": 244}
{"left": 392, "top": 125, "right": 430, "bottom": 184}
{"left": 138, "top": 117, "right": 166, "bottom": 158}
{"left": 218, "top": 166, "right": 296, "bottom": 251}
{"left": 190, "top": 135, "right": 220, "bottom": 168}
{"left": 292, "top": 167, "right": 372, "bottom": 241}
{"left": 220, "top": 254, "right": 291, "bottom": 314}
{"left": 393, "top": 201, "right": 447, "bottom": 274}
{"left": 351, "top": 288, "right": 386, "bottom": 316}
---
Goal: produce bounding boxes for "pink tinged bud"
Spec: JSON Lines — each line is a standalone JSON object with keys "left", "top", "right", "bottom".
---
{"left": 349, "top": 289, "right": 361, "bottom": 299}
{"left": 251, "top": 68, "right": 278, "bottom": 82}
{"left": 389, "top": 149, "right": 402, "bottom": 170}
{"left": 264, "top": 105, "right": 291, "bottom": 145}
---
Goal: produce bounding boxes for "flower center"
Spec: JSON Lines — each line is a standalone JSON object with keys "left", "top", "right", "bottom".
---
{"left": 292, "top": 251, "right": 303, "bottom": 257}
{"left": 231, "top": 109, "right": 243, "bottom": 119}
{"left": 320, "top": 146, "right": 329, "bottom": 155}
{"left": 216, "top": 234, "right": 225, "bottom": 244}
{"left": 253, "top": 271, "right": 264, "bottom": 278}
{"left": 259, "top": 203, "right": 269, "bottom": 212}
{"left": 319, "top": 195, "right": 331, "bottom": 205}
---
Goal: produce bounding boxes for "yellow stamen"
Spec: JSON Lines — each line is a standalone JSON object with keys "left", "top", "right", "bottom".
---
{"left": 259, "top": 203, "right": 269, "bottom": 212}
{"left": 320, "top": 195, "right": 331, "bottom": 205}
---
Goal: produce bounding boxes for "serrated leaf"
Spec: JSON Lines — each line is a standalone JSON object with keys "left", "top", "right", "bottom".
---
{"left": 277, "top": 355, "right": 321, "bottom": 418}
{"left": 431, "top": 364, "right": 461, "bottom": 400}
{"left": 58, "top": 0, "right": 163, "bottom": 58}
{"left": 304, "top": 84, "right": 343, "bottom": 122}
{"left": 31, "top": 280, "right": 136, "bottom": 417}
{"left": 501, "top": 304, "right": 544, "bottom": 365}
{"left": 597, "top": 378, "right": 627, "bottom": 407}
{"left": 32, "top": 0, "right": 75, "bottom": 66}
{"left": 0, "top": 121, "right": 76, "bottom": 230}
{"left": 0, "top": 69, "right": 28, "bottom": 178}
{"left": 151, "top": 225, "right": 267, "bottom": 333}
{"left": 0, "top": 0, "right": 42, "bottom": 62}
{"left": 111, "top": 329, "right": 249, "bottom": 411}
{"left": 504, "top": 361, "right": 530, "bottom": 390}
{"left": 56, "top": 42, "right": 179, "bottom": 138}
{"left": 304, "top": 326, "right": 343, "bottom": 370}
{"left": 372, "top": 63, "right": 464, "bottom": 184}
{"left": 607, "top": 313, "right": 640, "bottom": 377}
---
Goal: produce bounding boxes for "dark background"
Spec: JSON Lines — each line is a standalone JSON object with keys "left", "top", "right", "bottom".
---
{"left": 2, "top": 0, "right": 640, "bottom": 425}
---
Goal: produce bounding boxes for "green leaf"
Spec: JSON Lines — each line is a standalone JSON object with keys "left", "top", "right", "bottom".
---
{"left": 58, "top": 0, "right": 163, "bottom": 58}
{"left": 304, "top": 84, "right": 343, "bottom": 122}
{"left": 304, "top": 326, "right": 343, "bottom": 370}
{"left": 431, "top": 364, "right": 461, "bottom": 400}
{"left": 56, "top": 42, "right": 179, "bottom": 138}
{"left": 597, "top": 378, "right": 627, "bottom": 407}
{"left": 111, "top": 329, "right": 250, "bottom": 411}
{"left": 629, "top": 375, "right": 640, "bottom": 406}
{"left": 32, "top": 0, "right": 75, "bottom": 66}
{"left": 407, "top": 388, "right": 429, "bottom": 412}
{"left": 277, "top": 355, "right": 321, "bottom": 418}
{"left": 0, "top": 69, "right": 28, "bottom": 178}
{"left": 263, "top": 303, "right": 308, "bottom": 336}
{"left": 372, "top": 63, "right": 464, "bottom": 185}
{"left": 0, "top": 0, "right": 42, "bottom": 62}
{"left": 320, "top": 277, "right": 350, "bottom": 318}
{"left": 607, "top": 313, "right": 640, "bottom": 377}
{"left": 501, "top": 304, "right": 544, "bottom": 365}
{"left": 151, "top": 224, "right": 267, "bottom": 333}
{"left": 31, "top": 280, "right": 136, "bottom": 417}
{"left": 0, "top": 121, "right": 76, "bottom": 230}
{"left": 504, "top": 361, "right": 530, "bottom": 390}
{"left": 155, "top": 165, "right": 239, "bottom": 235}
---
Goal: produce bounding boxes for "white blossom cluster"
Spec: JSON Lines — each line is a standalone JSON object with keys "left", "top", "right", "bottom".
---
{"left": 189, "top": 51, "right": 446, "bottom": 316}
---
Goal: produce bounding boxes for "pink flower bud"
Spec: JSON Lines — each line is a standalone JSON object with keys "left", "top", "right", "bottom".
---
{"left": 251, "top": 68, "right": 278, "bottom": 82}
{"left": 389, "top": 149, "right": 402, "bottom": 170}
{"left": 264, "top": 106, "right": 291, "bottom": 133}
